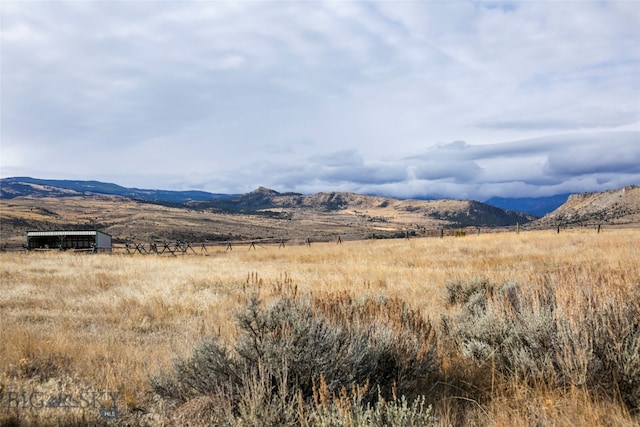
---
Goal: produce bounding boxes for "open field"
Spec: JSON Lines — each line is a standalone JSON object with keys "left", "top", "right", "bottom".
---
{"left": 1, "top": 229, "right": 639, "bottom": 426}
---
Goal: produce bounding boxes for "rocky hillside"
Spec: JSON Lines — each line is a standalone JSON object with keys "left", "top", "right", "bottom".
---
{"left": 534, "top": 186, "right": 640, "bottom": 228}
{"left": 0, "top": 182, "right": 538, "bottom": 247}
{"left": 191, "top": 186, "right": 536, "bottom": 227}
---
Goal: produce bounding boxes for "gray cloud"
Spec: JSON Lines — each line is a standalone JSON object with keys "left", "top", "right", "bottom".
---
{"left": 317, "top": 163, "right": 407, "bottom": 186}
{"left": 479, "top": 107, "right": 639, "bottom": 131}
{"left": 543, "top": 142, "right": 640, "bottom": 177}
{"left": 260, "top": 132, "right": 640, "bottom": 199}
{"left": 412, "top": 160, "right": 482, "bottom": 183}
{"left": 1, "top": 1, "right": 638, "bottom": 200}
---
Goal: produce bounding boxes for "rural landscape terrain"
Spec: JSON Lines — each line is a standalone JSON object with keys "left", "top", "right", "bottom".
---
{"left": 0, "top": 177, "right": 544, "bottom": 248}
{"left": 0, "top": 179, "right": 639, "bottom": 426}
{"left": 1, "top": 177, "right": 638, "bottom": 250}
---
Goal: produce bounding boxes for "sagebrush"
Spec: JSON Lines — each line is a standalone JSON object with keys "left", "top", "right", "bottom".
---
{"left": 152, "top": 291, "right": 440, "bottom": 425}
{"left": 443, "top": 277, "right": 640, "bottom": 412}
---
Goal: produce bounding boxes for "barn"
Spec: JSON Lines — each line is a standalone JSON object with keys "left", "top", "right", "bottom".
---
{"left": 26, "top": 230, "right": 112, "bottom": 252}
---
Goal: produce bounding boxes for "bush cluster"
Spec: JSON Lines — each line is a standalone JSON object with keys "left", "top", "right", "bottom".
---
{"left": 152, "top": 291, "right": 439, "bottom": 425}
{"left": 152, "top": 279, "right": 639, "bottom": 424}
{"left": 443, "top": 278, "right": 640, "bottom": 412}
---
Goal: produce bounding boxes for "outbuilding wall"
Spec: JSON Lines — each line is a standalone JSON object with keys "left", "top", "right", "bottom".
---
{"left": 26, "top": 231, "right": 112, "bottom": 252}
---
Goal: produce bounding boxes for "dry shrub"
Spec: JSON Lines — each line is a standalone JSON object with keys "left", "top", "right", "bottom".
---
{"left": 444, "top": 277, "right": 494, "bottom": 307}
{"left": 587, "top": 292, "right": 640, "bottom": 411}
{"left": 152, "top": 290, "right": 439, "bottom": 424}
{"left": 309, "top": 380, "right": 435, "bottom": 427}
{"left": 443, "top": 277, "right": 640, "bottom": 412}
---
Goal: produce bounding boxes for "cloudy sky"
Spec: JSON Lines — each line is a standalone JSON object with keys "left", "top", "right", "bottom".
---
{"left": 1, "top": 1, "right": 639, "bottom": 200}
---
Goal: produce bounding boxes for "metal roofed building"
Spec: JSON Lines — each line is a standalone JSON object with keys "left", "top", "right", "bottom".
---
{"left": 26, "top": 230, "right": 112, "bottom": 252}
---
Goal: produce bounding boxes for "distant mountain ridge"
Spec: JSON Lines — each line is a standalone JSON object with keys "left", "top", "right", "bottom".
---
{"left": 0, "top": 177, "right": 536, "bottom": 229}
{"left": 0, "top": 177, "right": 231, "bottom": 203}
{"left": 2, "top": 177, "right": 638, "bottom": 245}
{"left": 485, "top": 194, "right": 570, "bottom": 217}
{"left": 1, "top": 176, "right": 566, "bottom": 216}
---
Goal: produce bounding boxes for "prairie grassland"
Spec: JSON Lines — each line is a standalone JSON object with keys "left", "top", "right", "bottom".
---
{"left": 0, "top": 229, "right": 639, "bottom": 426}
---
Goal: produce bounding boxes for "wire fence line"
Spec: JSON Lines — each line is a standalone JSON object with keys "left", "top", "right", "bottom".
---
{"left": 3, "top": 221, "right": 637, "bottom": 255}
{"left": 97, "top": 225, "right": 525, "bottom": 255}
{"left": 109, "top": 222, "right": 633, "bottom": 256}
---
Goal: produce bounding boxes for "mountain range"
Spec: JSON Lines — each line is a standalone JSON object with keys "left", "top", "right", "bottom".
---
{"left": 1, "top": 176, "right": 566, "bottom": 215}
{"left": 484, "top": 194, "right": 570, "bottom": 217}
{"left": 0, "top": 176, "right": 230, "bottom": 202}
{"left": 0, "top": 176, "right": 535, "bottom": 245}
{"left": 1, "top": 177, "right": 637, "bottom": 246}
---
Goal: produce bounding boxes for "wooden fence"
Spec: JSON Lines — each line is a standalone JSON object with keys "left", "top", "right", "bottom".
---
{"left": 2, "top": 222, "right": 638, "bottom": 254}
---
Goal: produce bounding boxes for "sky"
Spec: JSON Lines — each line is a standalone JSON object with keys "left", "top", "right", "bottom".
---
{"left": 1, "top": 0, "right": 639, "bottom": 201}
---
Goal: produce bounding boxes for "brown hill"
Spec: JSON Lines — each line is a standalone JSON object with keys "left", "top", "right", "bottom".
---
{"left": 534, "top": 185, "right": 640, "bottom": 228}
{"left": 0, "top": 188, "right": 534, "bottom": 248}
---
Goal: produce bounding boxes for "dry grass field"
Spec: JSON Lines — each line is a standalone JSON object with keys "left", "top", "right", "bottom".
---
{"left": 1, "top": 229, "right": 639, "bottom": 426}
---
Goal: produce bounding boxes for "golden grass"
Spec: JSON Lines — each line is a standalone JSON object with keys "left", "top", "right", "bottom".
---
{"left": 1, "top": 228, "right": 639, "bottom": 425}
